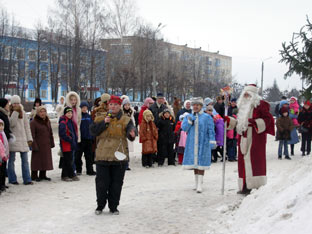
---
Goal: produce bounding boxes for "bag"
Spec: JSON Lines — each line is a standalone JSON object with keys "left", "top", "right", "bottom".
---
{"left": 114, "top": 139, "right": 127, "bottom": 161}
{"left": 299, "top": 125, "right": 309, "bottom": 133}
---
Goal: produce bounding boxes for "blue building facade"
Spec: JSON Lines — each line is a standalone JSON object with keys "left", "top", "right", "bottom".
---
{"left": 0, "top": 36, "right": 106, "bottom": 103}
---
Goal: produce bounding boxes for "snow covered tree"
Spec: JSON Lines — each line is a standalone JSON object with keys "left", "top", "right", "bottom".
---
{"left": 280, "top": 16, "right": 312, "bottom": 99}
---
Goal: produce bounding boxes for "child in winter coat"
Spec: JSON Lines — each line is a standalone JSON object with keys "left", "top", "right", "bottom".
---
{"left": 59, "top": 107, "right": 79, "bottom": 182}
{"left": 75, "top": 101, "right": 95, "bottom": 176}
{"left": 212, "top": 113, "right": 224, "bottom": 163}
{"left": 288, "top": 97, "right": 300, "bottom": 155}
{"left": 139, "top": 110, "right": 158, "bottom": 168}
{"left": 276, "top": 107, "right": 294, "bottom": 160}
{"left": 174, "top": 113, "right": 188, "bottom": 165}
{"left": 226, "top": 114, "right": 238, "bottom": 162}
{"left": 157, "top": 109, "right": 175, "bottom": 166}
{"left": 0, "top": 119, "right": 9, "bottom": 193}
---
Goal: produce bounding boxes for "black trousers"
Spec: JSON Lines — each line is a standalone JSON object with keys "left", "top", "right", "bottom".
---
{"left": 301, "top": 132, "right": 311, "bottom": 154}
{"left": 61, "top": 152, "right": 74, "bottom": 178}
{"left": 95, "top": 164, "right": 126, "bottom": 211}
{"left": 76, "top": 139, "right": 94, "bottom": 174}
{"left": 158, "top": 142, "right": 175, "bottom": 165}
{"left": 142, "top": 154, "right": 154, "bottom": 167}
{"left": 0, "top": 161, "right": 6, "bottom": 187}
{"left": 212, "top": 146, "right": 224, "bottom": 162}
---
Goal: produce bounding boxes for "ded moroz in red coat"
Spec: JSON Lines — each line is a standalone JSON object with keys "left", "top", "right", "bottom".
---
{"left": 228, "top": 100, "right": 274, "bottom": 191}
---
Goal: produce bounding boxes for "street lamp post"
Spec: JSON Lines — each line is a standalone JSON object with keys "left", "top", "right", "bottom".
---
{"left": 152, "top": 23, "right": 165, "bottom": 97}
{"left": 260, "top": 56, "right": 272, "bottom": 96}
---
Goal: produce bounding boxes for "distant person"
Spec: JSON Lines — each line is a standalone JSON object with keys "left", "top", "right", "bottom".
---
{"left": 29, "top": 98, "right": 42, "bottom": 120}
{"left": 214, "top": 96, "right": 225, "bottom": 117}
{"left": 138, "top": 98, "right": 154, "bottom": 125}
{"left": 56, "top": 96, "right": 65, "bottom": 120}
{"left": 298, "top": 101, "right": 312, "bottom": 156}
{"left": 176, "top": 100, "right": 192, "bottom": 122}
{"left": 274, "top": 96, "right": 287, "bottom": 117}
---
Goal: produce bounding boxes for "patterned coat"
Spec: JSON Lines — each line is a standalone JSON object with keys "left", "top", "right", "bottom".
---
{"left": 182, "top": 111, "right": 215, "bottom": 170}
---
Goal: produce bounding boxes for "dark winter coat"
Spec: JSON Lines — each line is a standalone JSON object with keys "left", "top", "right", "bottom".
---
{"left": 298, "top": 107, "right": 312, "bottom": 132}
{"left": 176, "top": 108, "right": 192, "bottom": 123}
{"left": 0, "top": 107, "right": 11, "bottom": 140}
{"left": 157, "top": 115, "right": 175, "bottom": 144}
{"left": 149, "top": 102, "right": 167, "bottom": 125}
{"left": 30, "top": 115, "right": 55, "bottom": 171}
{"left": 80, "top": 112, "right": 93, "bottom": 140}
{"left": 228, "top": 105, "right": 238, "bottom": 117}
{"left": 214, "top": 102, "right": 225, "bottom": 117}
{"left": 276, "top": 116, "right": 294, "bottom": 140}
{"left": 59, "top": 116, "right": 78, "bottom": 152}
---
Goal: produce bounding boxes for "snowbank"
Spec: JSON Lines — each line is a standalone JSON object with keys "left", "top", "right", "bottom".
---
{"left": 209, "top": 144, "right": 312, "bottom": 234}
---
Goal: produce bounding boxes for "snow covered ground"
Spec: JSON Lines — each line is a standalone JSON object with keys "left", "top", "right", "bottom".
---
{"left": 0, "top": 120, "right": 311, "bottom": 234}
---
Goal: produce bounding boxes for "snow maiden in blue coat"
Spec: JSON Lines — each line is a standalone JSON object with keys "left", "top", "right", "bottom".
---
{"left": 182, "top": 97, "right": 216, "bottom": 193}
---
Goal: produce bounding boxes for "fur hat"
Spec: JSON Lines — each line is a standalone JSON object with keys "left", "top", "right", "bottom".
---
{"left": 144, "top": 97, "right": 154, "bottom": 106}
{"left": 100, "top": 93, "right": 111, "bottom": 104}
{"left": 4, "top": 94, "right": 11, "bottom": 101}
{"left": 143, "top": 109, "right": 154, "bottom": 122}
{"left": 36, "top": 105, "right": 47, "bottom": 114}
{"left": 11, "top": 95, "right": 21, "bottom": 104}
{"left": 191, "top": 97, "right": 204, "bottom": 106}
{"left": 183, "top": 100, "right": 191, "bottom": 108}
{"left": 120, "top": 95, "right": 129, "bottom": 101}
{"left": 0, "top": 98, "right": 9, "bottom": 108}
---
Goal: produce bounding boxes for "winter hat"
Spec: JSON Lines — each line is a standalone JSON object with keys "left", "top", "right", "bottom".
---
{"left": 63, "top": 106, "right": 73, "bottom": 115}
{"left": 122, "top": 98, "right": 130, "bottom": 106}
{"left": 4, "top": 94, "right": 11, "bottom": 101}
{"left": 280, "top": 100, "right": 289, "bottom": 108}
{"left": 36, "top": 105, "right": 47, "bottom": 114}
{"left": 143, "top": 109, "right": 154, "bottom": 122}
{"left": 11, "top": 95, "right": 21, "bottom": 104}
{"left": 0, "top": 98, "right": 9, "bottom": 108}
{"left": 157, "top": 93, "right": 164, "bottom": 98}
{"left": 243, "top": 84, "right": 259, "bottom": 94}
{"left": 231, "top": 98, "right": 237, "bottom": 102}
{"left": 120, "top": 95, "right": 129, "bottom": 101}
{"left": 80, "top": 101, "right": 89, "bottom": 108}
{"left": 0, "top": 119, "right": 4, "bottom": 126}
{"left": 304, "top": 100, "right": 311, "bottom": 106}
{"left": 100, "top": 93, "right": 111, "bottom": 104}
{"left": 33, "top": 98, "right": 42, "bottom": 107}
{"left": 280, "top": 107, "right": 289, "bottom": 114}
{"left": 190, "top": 97, "right": 204, "bottom": 106}
{"left": 183, "top": 100, "right": 191, "bottom": 108}
{"left": 109, "top": 95, "right": 122, "bottom": 105}
{"left": 144, "top": 97, "right": 154, "bottom": 106}
{"left": 162, "top": 109, "right": 171, "bottom": 116}
{"left": 204, "top": 97, "right": 213, "bottom": 106}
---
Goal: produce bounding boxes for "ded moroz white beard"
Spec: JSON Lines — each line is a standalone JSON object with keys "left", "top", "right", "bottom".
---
{"left": 236, "top": 91, "right": 261, "bottom": 135}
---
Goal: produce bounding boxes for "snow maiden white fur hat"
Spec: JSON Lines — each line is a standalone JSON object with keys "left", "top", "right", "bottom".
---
{"left": 190, "top": 97, "right": 204, "bottom": 106}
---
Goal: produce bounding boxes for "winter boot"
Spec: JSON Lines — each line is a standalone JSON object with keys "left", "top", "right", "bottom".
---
{"left": 196, "top": 175, "right": 203, "bottom": 193}
{"left": 193, "top": 174, "right": 198, "bottom": 190}
{"left": 285, "top": 156, "right": 292, "bottom": 160}
{"left": 95, "top": 205, "right": 104, "bottom": 215}
{"left": 278, "top": 155, "right": 282, "bottom": 160}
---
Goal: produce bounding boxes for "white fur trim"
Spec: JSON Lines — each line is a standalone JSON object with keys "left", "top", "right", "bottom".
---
{"left": 188, "top": 119, "right": 193, "bottom": 125}
{"left": 194, "top": 115, "right": 199, "bottom": 166}
{"left": 246, "top": 176, "right": 267, "bottom": 189}
{"left": 227, "top": 117, "right": 237, "bottom": 130}
{"left": 65, "top": 91, "right": 81, "bottom": 108}
{"left": 182, "top": 165, "right": 210, "bottom": 170}
{"left": 255, "top": 118, "right": 266, "bottom": 134}
{"left": 243, "top": 85, "right": 259, "bottom": 94}
{"left": 238, "top": 178, "right": 244, "bottom": 191}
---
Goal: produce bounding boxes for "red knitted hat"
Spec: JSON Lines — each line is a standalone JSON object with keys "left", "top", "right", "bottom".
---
{"left": 304, "top": 100, "right": 311, "bottom": 106}
{"left": 280, "top": 107, "right": 289, "bottom": 114}
{"left": 109, "top": 95, "right": 122, "bottom": 105}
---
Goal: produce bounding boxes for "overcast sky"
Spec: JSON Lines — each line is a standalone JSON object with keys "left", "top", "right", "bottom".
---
{"left": 1, "top": 0, "right": 310, "bottom": 91}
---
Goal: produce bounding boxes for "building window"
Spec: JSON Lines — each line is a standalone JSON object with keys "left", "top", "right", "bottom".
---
{"left": 51, "top": 53, "right": 58, "bottom": 63}
{"left": 41, "top": 71, "right": 47, "bottom": 80}
{"left": 40, "top": 50, "right": 48, "bottom": 61}
{"left": 4, "top": 46, "right": 12, "bottom": 59}
{"left": 215, "top": 59, "right": 221, "bottom": 67}
{"left": 29, "top": 89, "right": 36, "bottom": 98}
{"left": 41, "top": 90, "right": 47, "bottom": 98}
{"left": 17, "top": 48, "right": 25, "bottom": 60}
{"left": 19, "top": 69, "right": 25, "bottom": 78}
{"left": 28, "top": 50, "right": 36, "bottom": 61}
{"left": 29, "top": 70, "right": 36, "bottom": 78}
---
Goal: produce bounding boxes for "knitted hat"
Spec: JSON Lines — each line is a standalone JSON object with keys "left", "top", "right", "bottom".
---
{"left": 122, "top": 98, "right": 130, "bottom": 106}
{"left": 243, "top": 84, "right": 259, "bottom": 94}
{"left": 204, "top": 97, "right": 213, "bottom": 106}
{"left": 0, "top": 98, "right": 9, "bottom": 108}
{"left": 11, "top": 95, "right": 21, "bottom": 104}
{"left": 157, "top": 93, "right": 164, "bottom": 98}
{"left": 80, "top": 101, "right": 89, "bottom": 108}
{"left": 304, "top": 100, "right": 311, "bottom": 106}
{"left": 144, "top": 97, "right": 154, "bottom": 106}
{"left": 109, "top": 95, "right": 122, "bottom": 105}
{"left": 231, "top": 98, "right": 237, "bottom": 102}
{"left": 100, "top": 93, "right": 111, "bottom": 104}
{"left": 64, "top": 106, "right": 73, "bottom": 115}
{"left": 280, "top": 107, "right": 289, "bottom": 114}
{"left": 191, "top": 97, "right": 204, "bottom": 106}
{"left": 36, "top": 105, "right": 47, "bottom": 114}
{"left": 4, "top": 94, "right": 11, "bottom": 101}
{"left": 163, "top": 109, "right": 171, "bottom": 114}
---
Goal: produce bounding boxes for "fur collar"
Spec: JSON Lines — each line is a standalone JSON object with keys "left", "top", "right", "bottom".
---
{"left": 0, "top": 107, "right": 9, "bottom": 116}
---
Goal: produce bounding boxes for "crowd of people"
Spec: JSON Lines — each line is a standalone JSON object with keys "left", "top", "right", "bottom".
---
{"left": 0, "top": 84, "right": 308, "bottom": 214}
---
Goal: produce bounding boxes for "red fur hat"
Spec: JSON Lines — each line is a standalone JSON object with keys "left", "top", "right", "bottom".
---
{"left": 109, "top": 95, "right": 122, "bottom": 105}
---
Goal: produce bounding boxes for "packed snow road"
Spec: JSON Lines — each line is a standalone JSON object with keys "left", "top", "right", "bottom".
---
{"left": 0, "top": 121, "right": 309, "bottom": 234}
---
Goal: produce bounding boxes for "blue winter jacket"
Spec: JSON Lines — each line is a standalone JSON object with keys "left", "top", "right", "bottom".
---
{"left": 80, "top": 112, "right": 93, "bottom": 140}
